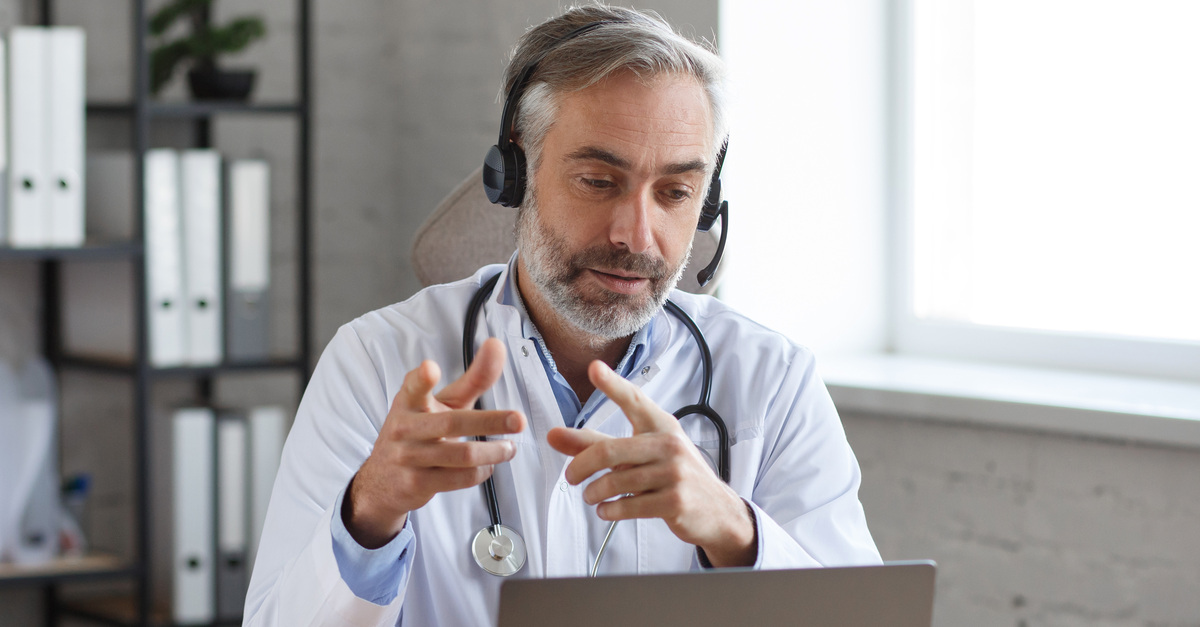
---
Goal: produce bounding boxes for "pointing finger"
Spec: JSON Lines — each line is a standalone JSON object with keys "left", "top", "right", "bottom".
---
{"left": 588, "top": 360, "right": 677, "bottom": 434}
{"left": 437, "top": 338, "right": 507, "bottom": 410}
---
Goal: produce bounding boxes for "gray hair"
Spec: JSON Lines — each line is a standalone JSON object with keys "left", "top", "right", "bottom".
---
{"left": 504, "top": 5, "right": 728, "bottom": 201}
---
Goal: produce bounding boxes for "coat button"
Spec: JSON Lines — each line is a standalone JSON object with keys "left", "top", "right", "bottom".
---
{"left": 559, "top": 481, "right": 568, "bottom": 492}
{"left": 641, "top": 366, "right": 650, "bottom": 375}
{"left": 521, "top": 346, "right": 529, "bottom": 357}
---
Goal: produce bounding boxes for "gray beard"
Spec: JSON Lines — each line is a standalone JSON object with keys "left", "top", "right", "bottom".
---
{"left": 515, "top": 188, "right": 692, "bottom": 341}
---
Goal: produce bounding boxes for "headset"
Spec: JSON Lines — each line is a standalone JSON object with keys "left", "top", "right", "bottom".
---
{"left": 481, "top": 21, "right": 730, "bottom": 287}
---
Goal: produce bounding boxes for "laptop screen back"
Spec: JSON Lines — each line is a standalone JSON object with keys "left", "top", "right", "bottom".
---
{"left": 498, "top": 561, "right": 936, "bottom": 627}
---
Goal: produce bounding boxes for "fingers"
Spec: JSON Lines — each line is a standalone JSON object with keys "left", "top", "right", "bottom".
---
{"left": 588, "top": 360, "right": 678, "bottom": 434}
{"left": 437, "top": 338, "right": 507, "bottom": 410}
{"left": 546, "top": 426, "right": 611, "bottom": 458}
{"left": 397, "top": 360, "right": 442, "bottom": 412}
{"left": 391, "top": 409, "right": 525, "bottom": 441}
{"left": 593, "top": 490, "right": 677, "bottom": 523}
{"left": 410, "top": 465, "right": 498, "bottom": 495}
{"left": 582, "top": 460, "right": 678, "bottom": 506}
{"left": 398, "top": 439, "right": 517, "bottom": 468}
{"left": 564, "top": 431, "right": 689, "bottom": 485}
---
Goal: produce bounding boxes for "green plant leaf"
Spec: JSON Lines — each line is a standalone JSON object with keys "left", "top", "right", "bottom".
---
{"left": 148, "top": 0, "right": 213, "bottom": 36}
{"left": 206, "top": 16, "right": 267, "bottom": 56}
{"left": 149, "top": 40, "right": 192, "bottom": 94}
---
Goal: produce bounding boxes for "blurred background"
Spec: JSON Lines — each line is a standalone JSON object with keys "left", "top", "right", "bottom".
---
{"left": 1, "top": 1, "right": 1197, "bottom": 625}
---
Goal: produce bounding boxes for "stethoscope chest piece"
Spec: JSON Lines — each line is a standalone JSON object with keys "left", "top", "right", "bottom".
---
{"left": 472, "top": 524, "right": 526, "bottom": 576}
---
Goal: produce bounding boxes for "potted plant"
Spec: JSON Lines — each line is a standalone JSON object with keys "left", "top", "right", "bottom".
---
{"left": 149, "top": 0, "right": 267, "bottom": 101}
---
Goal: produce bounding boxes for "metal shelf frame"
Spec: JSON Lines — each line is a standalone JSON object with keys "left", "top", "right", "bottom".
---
{"left": 0, "top": 0, "right": 316, "bottom": 625}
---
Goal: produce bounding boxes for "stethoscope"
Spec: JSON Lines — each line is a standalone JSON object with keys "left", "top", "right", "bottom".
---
{"left": 463, "top": 272, "right": 731, "bottom": 576}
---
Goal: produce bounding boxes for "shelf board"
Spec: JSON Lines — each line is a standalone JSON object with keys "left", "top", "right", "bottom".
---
{"left": 0, "top": 553, "right": 134, "bottom": 588}
{"left": 0, "top": 241, "right": 142, "bottom": 262}
{"left": 58, "top": 355, "right": 139, "bottom": 375}
{"left": 87, "top": 101, "right": 302, "bottom": 119}
{"left": 58, "top": 356, "right": 308, "bottom": 378}
{"left": 150, "top": 358, "right": 309, "bottom": 378}
{"left": 62, "top": 594, "right": 243, "bottom": 627}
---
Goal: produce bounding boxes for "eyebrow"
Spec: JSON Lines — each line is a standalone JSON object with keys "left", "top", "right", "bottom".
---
{"left": 565, "top": 146, "right": 708, "bottom": 176}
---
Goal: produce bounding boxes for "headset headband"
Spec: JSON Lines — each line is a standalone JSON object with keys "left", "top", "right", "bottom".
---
{"left": 496, "top": 21, "right": 615, "bottom": 148}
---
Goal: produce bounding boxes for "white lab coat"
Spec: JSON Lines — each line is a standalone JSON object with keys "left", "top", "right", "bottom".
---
{"left": 244, "top": 263, "right": 880, "bottom": 627}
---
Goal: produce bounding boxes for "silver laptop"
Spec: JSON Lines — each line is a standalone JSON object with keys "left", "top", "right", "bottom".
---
{"left": 498, "top": 561, "right": 936, "bottom": 627}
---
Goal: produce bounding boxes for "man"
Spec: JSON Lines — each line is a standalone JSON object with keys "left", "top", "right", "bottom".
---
{"left": 245, "top": 6, "right": 879, "bottom": 626}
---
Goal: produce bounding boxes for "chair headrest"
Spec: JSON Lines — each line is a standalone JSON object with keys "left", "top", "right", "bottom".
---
{"left": 411, "top": 167, "right": 724, "bottom": 295}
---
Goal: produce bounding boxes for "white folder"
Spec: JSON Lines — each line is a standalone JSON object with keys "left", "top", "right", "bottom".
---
{"left": 7, "top": 28, "right": 49, "bottom": 247}
{"left": 46, "top": 27, "right": 85, "bottom": 248}
{"left": 227, "top": 160, "right": 271, "bottom": 360}
{"left": 173, "top": 407, "right": 215, "bottom": 624}
{"left": 247, "top": 405, "right": 286, "bottom": 569}
{"left": 216, "top": 414, "right": 248, "bottom": 621}
{"left": 145, "top": 150, "right": 188, "bottom": 368}
{"left": 180, "top": 150, "right": 223, "bottom": 366}
{"left": 7, "top": 358, "right": 61, "bottom": 565}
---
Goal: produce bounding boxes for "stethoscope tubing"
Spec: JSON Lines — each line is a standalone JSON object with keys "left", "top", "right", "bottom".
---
{"left": 463, "top": 273, "right": 506, "bottom": 532}
{"left": 463, "top": 272, "right": 731, "bottom": 575}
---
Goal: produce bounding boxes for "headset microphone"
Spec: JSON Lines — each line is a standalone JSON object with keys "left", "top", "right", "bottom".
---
{"left": 696, "top": 199, "right": 728, "bottom": 288}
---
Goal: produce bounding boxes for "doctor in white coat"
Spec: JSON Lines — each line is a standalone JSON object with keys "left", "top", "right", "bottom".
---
{"left": 245, "top": 6, "right": 880, "bottom": 626}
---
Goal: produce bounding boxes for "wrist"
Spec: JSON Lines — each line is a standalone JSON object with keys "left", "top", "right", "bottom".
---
{"left": 698, "top": 496, "right": 757, "bottom": 568}
{"left": 343, "top": 471, "right": 408, "bottom": 549}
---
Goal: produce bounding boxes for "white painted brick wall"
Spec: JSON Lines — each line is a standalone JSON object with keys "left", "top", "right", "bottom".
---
{"left": 843, "top": 412, "right": 1200, "bottom": 627}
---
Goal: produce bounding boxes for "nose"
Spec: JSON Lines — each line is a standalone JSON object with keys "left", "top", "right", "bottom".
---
{"left": 608, "top": 187, "right": 654, "bottom": 254}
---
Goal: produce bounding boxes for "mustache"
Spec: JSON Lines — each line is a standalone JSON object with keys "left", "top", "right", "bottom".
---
{"left": 564, "top": 246, "right": 668, "bottom": 281}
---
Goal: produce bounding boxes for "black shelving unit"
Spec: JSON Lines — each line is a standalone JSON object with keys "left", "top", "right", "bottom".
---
{"left": 0, "top": 0, "right": 312, "bottom": 625}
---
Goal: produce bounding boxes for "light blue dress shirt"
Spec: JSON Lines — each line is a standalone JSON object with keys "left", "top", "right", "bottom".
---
{"left": 330, "top": 258, "right": 653, "bottom": 603}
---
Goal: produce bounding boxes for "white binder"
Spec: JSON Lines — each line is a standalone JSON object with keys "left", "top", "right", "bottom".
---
{"left": 5, "top": 27, "right": 85, "bottom": 248}
{"left": 144, "top": 150, "right": 188, "bottom": 368}
{"left": 7, "top": 28, "right": 49, "bottom": 247}
{"left": 216, "top": 414, "right": 248, "bottom": 620}
{"left": 172, "top": 407, "right": 215, "bottom": 624}
{"left": 247, "top": 405, "right": 286, "bottom": 569}
{"left": 227, "top": 160, "right": 271, "bottom": 360}
{"left": 46, "top": 27, "right": 85, "bottom": 247}
{"left": 180, "top": 150, "right": 223, "bottom": 366}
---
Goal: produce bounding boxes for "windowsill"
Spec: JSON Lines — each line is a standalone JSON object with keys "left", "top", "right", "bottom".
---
{"left": 820, "top": 354, "right": 1200, "bottom": 450}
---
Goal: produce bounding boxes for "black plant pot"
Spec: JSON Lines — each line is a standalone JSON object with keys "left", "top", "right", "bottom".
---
{"left": 187, "top": 68, "right": 257, "bottom": 101}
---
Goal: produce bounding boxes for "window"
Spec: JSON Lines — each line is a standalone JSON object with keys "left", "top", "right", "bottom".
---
{"left": 720, "top": 0, "right": 1200, "bottom": 381}
{"left": 898, "top": 0, "right": 1200, "bottom": 379}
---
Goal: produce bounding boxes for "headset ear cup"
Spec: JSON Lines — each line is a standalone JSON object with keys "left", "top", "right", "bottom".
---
{"left": 482, "top": 143, "right": 528, "bottom": 207}
{"left": 509, "top": 143, "right": 527, "bottom": 207}
{"left": 483, "top": 144, "right": 510, "bottom": 205}
{"left": 697, "top": 177, "right": 721, "bottom": 232}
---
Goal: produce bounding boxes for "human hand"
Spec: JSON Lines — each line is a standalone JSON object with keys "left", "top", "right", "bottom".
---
{"left": 344, "top": 338, "right": 526, "bottom": 549}
{"left": 546, "top": 360, "right": 755, "bottom": 567}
